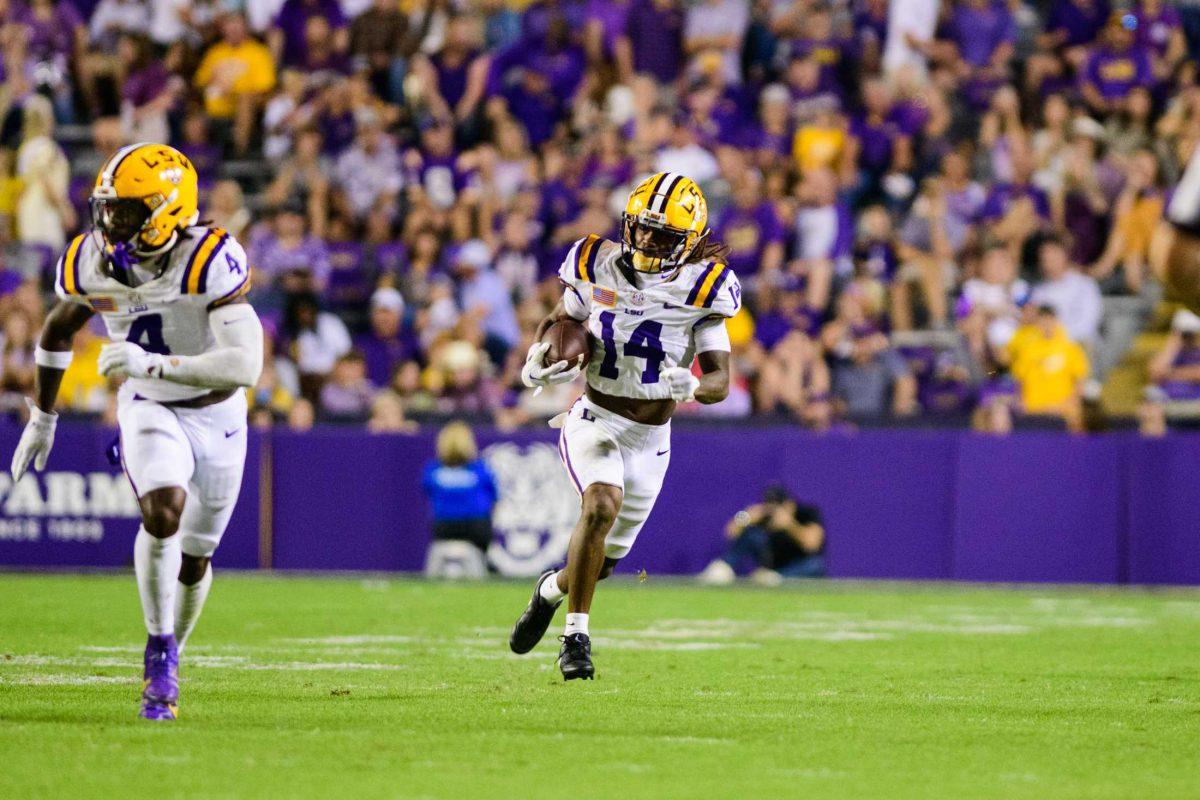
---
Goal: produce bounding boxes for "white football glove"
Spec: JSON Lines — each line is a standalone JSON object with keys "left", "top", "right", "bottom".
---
{"left": 10, "top": 398, "right": 57, "bottom": 481}
{"left": 662, "top": 366, "right": 700, "bottom": 402}
{"left": 98, "top": 341, "right": 164, "bottom": 380}
{"left": 520, "top": 341, "right": 583, "bottom": 393}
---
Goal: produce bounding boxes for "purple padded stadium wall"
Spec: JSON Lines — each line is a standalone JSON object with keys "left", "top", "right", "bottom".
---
{"left": 2, "top": 422, "right": 1199, "bottom": 584}
{"left": 0, "top": 423, "right": 261, "bottom": 569}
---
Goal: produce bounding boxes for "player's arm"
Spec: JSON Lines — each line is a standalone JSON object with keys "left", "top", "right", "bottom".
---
{"left": 534, "top": 298, "right": 577, "bottom": 339}
{"left": 35, "top": 301, "right": 95, "bottom": 412}
{"left": 693, "top": 350, "right": 730, "bottom": 405}
{"left": 523, "top": 240, "right": 596, "bottom": 389}
{"left": 726, "top": 502, "right": 767, "bottom": 538}
{"left": 778, "top": 515, "right": 825, "bottom": 553}
{"left": 98, "top": 300, "right": 264, "bottom": 390}
{"left": 10, "top": 301, "right": 95, "bottom": 480}
{"left": 672, "top": 268, "right": 741, "bottom": 404}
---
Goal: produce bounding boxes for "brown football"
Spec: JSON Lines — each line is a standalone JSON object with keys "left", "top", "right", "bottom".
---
{"left": 542, "top": 318, "right": 591, "bottom": 368}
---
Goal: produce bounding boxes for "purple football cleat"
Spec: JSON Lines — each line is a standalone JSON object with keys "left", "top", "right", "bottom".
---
{"left": 140, "top": 633, "right": 179, "bottom": 720}
{"left": 138, "top": 698, "right": 178, "bottom": 721}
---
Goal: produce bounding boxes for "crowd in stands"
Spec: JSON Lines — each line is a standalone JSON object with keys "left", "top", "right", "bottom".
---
{"left": 1, "top": 0, "right": 1200, "bottom": 434}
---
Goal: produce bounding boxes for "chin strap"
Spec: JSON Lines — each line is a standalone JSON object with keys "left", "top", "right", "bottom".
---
{"left": 104, "top": 231, "right": 179, "bottom": 285}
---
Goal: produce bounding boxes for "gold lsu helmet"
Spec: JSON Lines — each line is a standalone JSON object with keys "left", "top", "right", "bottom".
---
{"left": 622, "top": 172, "right": 711, "bottom": 273}
{"left": 90, "top": 142, "right": 199, "bottom": 260}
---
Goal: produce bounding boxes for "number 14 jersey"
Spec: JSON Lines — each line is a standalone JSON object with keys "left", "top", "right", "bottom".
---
{"left": 558, "top": 235, "right": 741, "bottom": 401}
{"left": 54, "top": 226, "right": 252, "bottom": 402}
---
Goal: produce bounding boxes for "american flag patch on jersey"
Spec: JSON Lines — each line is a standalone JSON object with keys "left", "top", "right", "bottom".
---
{"left": 592, "top": 285, "right": 617, "bottom": 307}
{"left": 88, "top": 296, "right": 117, "bottom": 312}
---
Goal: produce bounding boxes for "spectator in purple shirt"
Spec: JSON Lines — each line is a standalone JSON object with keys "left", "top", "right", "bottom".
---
{"left": 847, "top": 77, "right": 911, "bottom": 207}
{"left": 1080, "top": 14, "right": 1155, "bottom": 115}
{"left": 319, "top": 351, "right": 376, "bottom": 420}
{"left": 355, "top": 288, "right": 417, "bottom": 388}
{"left": 714, "top": 173, "right": 786, "bottom": 278}
{"left": 250, "top": 204, "right": 333, "bottom": 309}
{"left": 941, "top": 0, "right": 1017, "bottom": 73}
{"left": 1135, "top": 0, "right": 1186, "bottom": 74}
{"left": 978, "top": 151, "right": 1052, "bottom": 224}
{"left": 584, "top": 0, "right": 632, "bottom": 63}
{"left": 295, "top": 15, "right": 351, "bottom": 79}
{"left": 269, "top": 0, "right": 347, "bottom": 70}
{"left": 413, "top": 16, "right": 490, "bottom": 146}
{"left": 1046, "top": 0, "right": 1112, "bottom": 49}
{"left": 405, "top": 117, "right": 478, "bottom": 213}
{"left": 493, "top": 14, "right": 585, "bottom": 146}
{"left": 1027, "top": 0, "right": 1111, "bottom": 95}
{"left": 176, "top": 111, "right": 222, "bottom": 190}
{"left": 620, "top": 0, "right": 685, "bottom": 84}
{"left": 782, "top": 5, "right": 849, "bottom": 92}
{"left": 1147, "top": 310, "right": 1200, "bottom": 404}
{"left": 15, "top": 0, "right": 85, "bottom": 122}
{"left": 854, "top": 0, "right": 890, "bottom": 71}
{"left": 721, "top": 83, "right": 792, "bottom": 171}
{"left": 118, "top": 33, "right": 180, "bottom": 144}
{"left": 314, "top": 79, "right": 359, "bottom": 157}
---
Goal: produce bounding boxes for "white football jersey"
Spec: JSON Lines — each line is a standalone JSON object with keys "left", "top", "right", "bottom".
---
{"left": 55, "top": 226, "right": 252, "bottom": 402}
{"left": 559, "top": 235, "right": 741, "bottom": 401}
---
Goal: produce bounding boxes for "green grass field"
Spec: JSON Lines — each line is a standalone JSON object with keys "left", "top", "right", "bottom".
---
{"left": 1, "top": 574, "right": 1198, "bottom": 799}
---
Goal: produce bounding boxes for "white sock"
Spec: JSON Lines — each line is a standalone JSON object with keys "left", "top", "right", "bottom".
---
{"left": 539, "top": 571, "right": 566, "bottom": 604}
{"left": 174, "top": 563, "right": 212, "bottom": 653}
{"left": 564, "top": 613, "right": 589, "bottom": 637}
{"left": 134, "top": 527, "right": 181, "bottom": 636}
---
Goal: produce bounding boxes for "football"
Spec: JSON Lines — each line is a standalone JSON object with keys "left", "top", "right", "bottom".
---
{"left": 542, "top": 318, "right": 591, "bottom": 368}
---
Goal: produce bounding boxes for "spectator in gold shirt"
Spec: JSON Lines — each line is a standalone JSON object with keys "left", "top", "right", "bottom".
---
{"left": 1003, "top": 305, "right": 1091, "bottom": 431}
{"left": 194, "top": 13, "right": 277, "bottom": 155}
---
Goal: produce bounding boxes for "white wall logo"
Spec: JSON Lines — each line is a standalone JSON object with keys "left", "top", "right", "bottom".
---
{"left": 484, "top": 442, "right": 579, "bottom": 577}
{"left": 0, "top": 471, "right": 140, "bottom": 543}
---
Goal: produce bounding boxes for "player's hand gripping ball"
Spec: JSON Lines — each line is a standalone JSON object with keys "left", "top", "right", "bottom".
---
{"left": 521, "top": 320, "right": 589, "bottom": 392}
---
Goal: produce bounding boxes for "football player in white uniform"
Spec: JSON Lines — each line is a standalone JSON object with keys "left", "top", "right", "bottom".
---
{"left": 8, "top": 143, "right": 263, "bottom": 720}
{"left": 509, "top": 172, "right": 740, "bottom": 679}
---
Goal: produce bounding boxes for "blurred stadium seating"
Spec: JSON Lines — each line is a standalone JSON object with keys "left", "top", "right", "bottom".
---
{"left": 0, "top": 0, "right": 1197, "bottom": 435}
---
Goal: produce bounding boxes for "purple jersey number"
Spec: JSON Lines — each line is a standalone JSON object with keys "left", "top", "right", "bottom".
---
{"left": 598, "top": 311, "right": 665, "bottom": 384}
{"left": 126, "top": 313, "right": 171, "bottom": 355}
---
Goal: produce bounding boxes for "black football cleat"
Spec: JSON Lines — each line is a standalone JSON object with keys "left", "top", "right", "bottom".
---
{"left": 509, "top": 570, "right": 563, "bottom": 654}
{"left": 558, "top": 633, "right": 594, "bottom": 681}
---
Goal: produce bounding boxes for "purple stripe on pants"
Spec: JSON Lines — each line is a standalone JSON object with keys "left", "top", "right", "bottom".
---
{"left": 557, "top": 426, "right": 583, "bottom": 494}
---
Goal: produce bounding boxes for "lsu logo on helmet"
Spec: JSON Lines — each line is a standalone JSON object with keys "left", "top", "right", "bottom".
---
{"left": 621, "top": 172, "right": 711, "bottom": 273}
{"left": 90, "top": 143, "right": 199, "bottom": 258}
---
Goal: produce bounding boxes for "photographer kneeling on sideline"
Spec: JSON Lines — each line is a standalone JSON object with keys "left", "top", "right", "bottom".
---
{"left": 700, "top": 485, "right": 826, "bottom": 585}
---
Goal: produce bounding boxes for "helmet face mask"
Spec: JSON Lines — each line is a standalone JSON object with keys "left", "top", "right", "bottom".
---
{"left": 90, "top": 196, "right": 153, "bottom": 249}
{"left": 622, "top": 212, "right": 694, "bottom": 270}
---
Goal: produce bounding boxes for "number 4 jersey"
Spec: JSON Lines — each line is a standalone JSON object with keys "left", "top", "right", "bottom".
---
{"left": 559, "top": 235, "right": 741, "bottom": 401}
{"left": 54, "top": 226, "right": 252, "bottom": 402}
